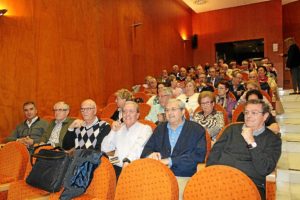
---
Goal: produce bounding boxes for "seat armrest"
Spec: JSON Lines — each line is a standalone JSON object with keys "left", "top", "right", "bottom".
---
{"left": 266, "top": 170, "right": 276, "bottom": 182}
{"left": 197, "top": 163, "right": 206, "bottom": 172}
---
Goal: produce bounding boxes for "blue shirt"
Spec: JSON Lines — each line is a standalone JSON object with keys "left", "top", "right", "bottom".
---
{"left": 167, "top": 119, "right": 185, "bottom": 166}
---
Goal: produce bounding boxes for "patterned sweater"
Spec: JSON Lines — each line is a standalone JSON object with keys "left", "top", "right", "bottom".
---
{"left": 193, "top": 110, "right": 224, "bottom": 141}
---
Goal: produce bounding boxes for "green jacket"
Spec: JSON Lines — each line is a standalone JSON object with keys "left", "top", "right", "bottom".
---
{"left": 6, "top": 117, "right": 49, "bottom": 143}
{"left": 39, "top": 117, "right": 74, "bottom": 147}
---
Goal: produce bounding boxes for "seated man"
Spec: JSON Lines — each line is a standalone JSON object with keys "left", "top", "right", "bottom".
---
{"left": 62, "top": 99, "right": 111, "bottom": 150}
{"left": 39, "top": 101, "right": 74, "bottom": 147}
{"left": 145, "top": 87, "right": 172, "bottom": 124}
{"left": 141, "top": 98, "right": 206, "bottom": 198}
{"left": 6, "top": 101, "right": 48, "bottom": 148}
{"left": 102, "top": 101, "right": 152, "bottom": 178}
{"left": 206, "top": 99, "right": 282, "bottom": 200}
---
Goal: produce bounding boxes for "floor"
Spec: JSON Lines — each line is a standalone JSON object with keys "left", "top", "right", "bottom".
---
{"left": 276, "top": 89, "right": 300, "bottom": 200}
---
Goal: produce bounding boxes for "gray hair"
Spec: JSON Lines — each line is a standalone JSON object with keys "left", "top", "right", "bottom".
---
{"left": 123, "top": 101, "right": 140, "bottom": 113}
{"left": 166, "top": 98, "right": 185, "bottom": 110}
{"left": 54, "top": 101, "right": 70, "bottom": 110}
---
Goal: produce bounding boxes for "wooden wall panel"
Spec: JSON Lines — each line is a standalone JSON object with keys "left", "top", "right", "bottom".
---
{"left": 282, "top": 1, "right": 300, "bottom": 89}
{"left": 192, "top": 0, "right": 284, "bottom": 87}
{"left": 0, "top": 0, "right": 193, "bottom": 138}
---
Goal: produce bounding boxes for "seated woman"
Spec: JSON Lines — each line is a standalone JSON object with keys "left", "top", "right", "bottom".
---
{"left": 111, "top": 89, "right": 133, "bottom": 122}
{"left": 193, "top": 91, "right": 224, "bottom": 141}
{"left": 257, "top": 65, "right": 272, "bottom": 95}
{"left": 146, "top": 82, "right": 165, "bottom": 106}
{"left": 177, "top": 80, "right": 199, "bottom": 116}
{"left": 169, "top": 75, "right": 183, "bottom": 98}
{"left": 216, "top": 81, "right": 237, "bottom": 120}
{"left": 237, "top": 80, "right": 273, "bottom": 110}
{"left": 237, "top": 89, "right": 280, "bottom": 134}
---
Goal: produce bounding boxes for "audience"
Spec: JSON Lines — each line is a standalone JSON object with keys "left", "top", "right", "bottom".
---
{"left": 39, "top": 101, "right": 74, "bottom": 147}
{"left": 3, "top": 60, "right": 283, "bottom": 197}
{"left": 6, "top": 101, "right": 48, "bottom": 148}
{"left": 206, "top": 99, "right": 282, "bottom": 199}
{"left": 102, "top": 101, "right": 152, "bottom": 179}
{"left": 193, "top": 91, "right": 224, "bottom": 141}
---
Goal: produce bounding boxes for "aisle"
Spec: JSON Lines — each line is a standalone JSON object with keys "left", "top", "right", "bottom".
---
{"left": 276, "top": 89, "right": 300, "bottom": 200}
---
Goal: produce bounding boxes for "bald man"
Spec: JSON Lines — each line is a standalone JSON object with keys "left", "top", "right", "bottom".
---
{"left": 62, "top": 99, "right": 111, "bottom": 150}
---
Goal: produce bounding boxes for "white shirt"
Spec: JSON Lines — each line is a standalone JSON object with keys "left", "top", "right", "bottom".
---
{"left": 101, "top": 121, "right": 152, "bottom": 167}
{"left": 47, "top": 119, "right": 65, "bottom": 146}
{"left": 177, "top": 93, "right": 200, "bottom": 114}
{"left": 26, "top": 116, "right": 39, "bottom": 128}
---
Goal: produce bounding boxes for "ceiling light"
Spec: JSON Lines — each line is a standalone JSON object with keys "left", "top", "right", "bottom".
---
{"left": 194, "top": 0, "right": 206, "bottom": 5}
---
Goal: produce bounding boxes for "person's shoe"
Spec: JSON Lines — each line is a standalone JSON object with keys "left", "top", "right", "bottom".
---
{"left": 289, "top": 92, "right": 297, "bottom": 95}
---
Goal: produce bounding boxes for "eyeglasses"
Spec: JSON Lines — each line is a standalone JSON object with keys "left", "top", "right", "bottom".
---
{"left": 217, "top": 87, "right": 226, "bottom": 90}
{"left": 243, "top": 110, "right": 263, "bottom": 116}
{"left": 53, "top": 109, "right": 68, "bottom": 112}
{"left": 159, "top": 94, "right": 170, "bottom": 99}
{"left": 186, "top": 97, "right": 189, "bottom": 103}
{"left": 80, "top": 107, "right": 95, "bottom": 112}
{"left": 122, "top": 109, "right": 137, "bottom": 114}
{"left": 165, "top": 108, "right": 181, "bottom": 113}
{"left": 200, "top": 101, "right": 213, "bottom": 106}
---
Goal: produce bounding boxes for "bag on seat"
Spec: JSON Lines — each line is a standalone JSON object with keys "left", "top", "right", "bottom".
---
{"left": 26, "top": 146, "right": 71, "bottom": 192}
{"left": 59, "top": 149, "right": 102, "bottom": 200}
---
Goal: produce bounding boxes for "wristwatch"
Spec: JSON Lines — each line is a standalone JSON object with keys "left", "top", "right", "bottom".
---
{"left": 247, "top": 142, "right": 257, "bottom": 149}
{"left": 122, "top": 158, "right": 131, "bottom": 163}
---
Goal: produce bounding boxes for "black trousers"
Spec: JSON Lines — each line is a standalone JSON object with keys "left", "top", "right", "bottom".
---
{"left": 256, "top": 183, "right": 266, "bottom": 200}
{"left": 291, "top": 66, "right": 300, "bottom": 92}
{"left": 113, "top": 165, "right": 122, "bottom": 180}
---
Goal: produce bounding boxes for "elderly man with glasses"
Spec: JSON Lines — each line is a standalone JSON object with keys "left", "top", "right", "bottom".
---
{"left": 206, "top": 99, "right": 282, "bottom": 200}
{"left": 39, "top": 101, "right": 74, "bottom": 147}
{"left": 102, "top": 101, "right": 152, "bottom": 179}
{"left": 145, "top": 87, "right": 173, "bottom": 124}
{"left": 141, "top": 98, "right": 206, "bottom": 199}
{"left": 62, "top": 99, "right": 111, "bottom": 151}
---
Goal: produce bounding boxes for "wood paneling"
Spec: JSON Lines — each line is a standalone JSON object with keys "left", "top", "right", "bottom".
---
{"left": 192, "top": 0, "right": 284, "bottom": 87}
{"left": 283, "top": 1, "right": 300, "bottom": 89}
{"left": 0, "top": 0, "right": 193, "bottom": 138}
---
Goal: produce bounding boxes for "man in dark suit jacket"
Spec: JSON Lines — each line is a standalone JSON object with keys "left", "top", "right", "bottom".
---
{"left": 141, "top": 98, "right": 206, "bottom": 199}
{"left": 284, "top": 37, "right": 300, "bottom": 94}
{"left": 206, "top": 67, "right": 222, "bottom": 88}
{"left": 141, "top": 98, "right": 206, "bottom": 176}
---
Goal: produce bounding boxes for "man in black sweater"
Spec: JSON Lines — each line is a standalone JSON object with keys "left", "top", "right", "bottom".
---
{"left": 206, "top": 99, "right": 282, "bottom": 200}
{"left": 284, "top": 37, "right": 300, "bottom": 94}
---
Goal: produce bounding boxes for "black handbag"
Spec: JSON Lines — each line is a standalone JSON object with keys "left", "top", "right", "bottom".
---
{"left": 26, "top": 146, "right": 71, "bottom": 192}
